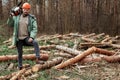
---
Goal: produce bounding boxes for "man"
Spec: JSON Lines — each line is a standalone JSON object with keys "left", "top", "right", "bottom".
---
{"left": 7, "top": 2, "right": 43, "bottom": 70}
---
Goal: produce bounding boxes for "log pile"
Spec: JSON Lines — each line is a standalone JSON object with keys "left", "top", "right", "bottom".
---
{"left": 0, "top": 33, "right": 120, "bottom": 79}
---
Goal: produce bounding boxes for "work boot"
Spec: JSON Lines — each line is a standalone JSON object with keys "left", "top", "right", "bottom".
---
{"left": 36, "top": 58, "right": 45, "bottom": 64}
{"left": 19, "top": 66, "right": 23, "bottom": 70}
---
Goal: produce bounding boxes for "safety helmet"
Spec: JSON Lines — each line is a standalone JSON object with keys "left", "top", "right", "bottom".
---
{"left": 22, "top": 3, "right": 31, "bottom": 9}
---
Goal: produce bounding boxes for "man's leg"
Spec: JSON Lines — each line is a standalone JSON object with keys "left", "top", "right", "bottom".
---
{"left": 24, "top": 37, "right": 40, "bottom": 59}
{"left": 16, "top": 40, "right": 23, "bottom": 69}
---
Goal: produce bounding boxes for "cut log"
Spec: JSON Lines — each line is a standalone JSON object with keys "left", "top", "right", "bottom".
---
{"left": 92, "top": 33, "right": 105, "bottom": 39}
{"left": 54, "top": 52, "right": 73, "bottom": 58}
{"left": 23, "top": 54, "right": 49, "bottom": 61}
{"left": 0, "top": 54, "right": 49, "bottom": 62}
{"left": 80, "top": 57, "right": 102, "bottom": 64}
{"left": 23, "top": 45, "right": 56, "bottom": 51}
{"left": 54, "top": 47, "right": 95, "bottom": 69}
{"left": 102, "top": 55, "right": 120, "bottom": 62}
{"left": 0, "top": 72, "right": 16, "bottom": 80}
{"left": 101, "top": 37, "right": 111, "bottom": 43}
{"left": 54, "top": 46, "right": 115, "bottom": 69}
{"left": 68, "top": 33, "right": 82, "bottom": 37}
{"left": 3, "top": 38, "right": 12, "bottom": 44}
{"left": 80, "top": 43, "right": 109, "bottom": 48}
{"left": 83, "top": 33, "right": 96, "bottom": 38}
{"left": 81, "top": 33, "right": 96, "bottom": 42}
{"left": 37, "top": 34, "right": 62, "bottom": 41}
{"left": 81, "top": 37, "right": 96, "bottom": 42}
{"left": 56, "top": 45, "right": 82, "bottom": 56}
{"left": 110, "top": 44, "right": 120, "bottom": 49}
{"left": 32, "top": 57, "right": 63, "bottom": 72}
{"left": 10, "top": 68, "right": 26, "bottom": 80}
{"left": 8, "top": 45, "right": 16, "bottom": 49}
{"left": 73, "top": 39, "right": 80, "bottom": 49}
{"left": 94, "top": 47, "right": 115, "bottom": 56}
{"left": 24, "top": 69, "right": 33, "bottom": 77}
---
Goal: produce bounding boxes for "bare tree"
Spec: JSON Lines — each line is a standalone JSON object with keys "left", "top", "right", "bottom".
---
{"left": 0, "top": 0, "right": 3, "bottom": 19}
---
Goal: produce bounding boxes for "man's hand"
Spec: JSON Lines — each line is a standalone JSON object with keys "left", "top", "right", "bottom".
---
{"left": 28, "top": 38, "right": 33, "bottom": 43}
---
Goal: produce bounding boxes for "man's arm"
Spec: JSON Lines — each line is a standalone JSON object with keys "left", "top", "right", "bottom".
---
{"left": 30, "top": 19, "right": 38, "bottom": 39}
{"left": 7, "top": 16, "right": 14, "bottom": 27}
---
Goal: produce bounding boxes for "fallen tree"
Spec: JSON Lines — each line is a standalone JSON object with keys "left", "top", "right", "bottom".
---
{"left": 54, "top": 46, "right": 115, "bottom": 69}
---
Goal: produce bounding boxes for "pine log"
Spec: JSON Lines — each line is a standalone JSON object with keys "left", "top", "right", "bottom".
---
{"left": 94, "top": 47, "right": 115, "bottom": 56}
{"left": 80, "top": 43, "right": 109, "bottom": 48}
{"left": 110, "top": 44, "right": 120, "bottom": 49}
{"left": 24, "top": 69, "right": 33, "bottom": 77}
{"left": 56, "top": 45, "right": 82, "bottom": 56}
{"left": 83, "top": 33, "right": 96, "bottom": 38}
{"left": 68, "top": 33, "right": 82, "bottom": 37}
{"left": 10, "top": 68, "right": 26, "bottom": 80}
{"left": 32, "top": 57, "right": 63, "bottom": 72}
{"left": 8, "top": 45, "right": 16, "bottom": 49}
{"left": 81, "top": 33, "right": 96, "bottom": 42}
{"left": 92, "top": 33, "right": 105, "bottom": 39}
{"left": 54, "top": 52, "right": 73, "bottom": 58}
{"left": 80, "top": 57, "right": 102, "bottom": 64}
{"left": 102, "top": 55, "right": 120, "bottom": 62}
{"left": 0, "top": 72, "right": 16, "bottom": 80}
{"left": 54, "top": 47, "right": 115, "bottom": 69}
{"left": 23, "top": 45, "right": 56, "bottom": 51}
{"left": 54, "top": 47, "right": 95, "bottom": 69}
{"left": 37, "top": 35, "right": 62, "bottom": 41}
{"left": 0, "top": 54, "right": 49, "bottom": 62}
{"left": 101, "top": 37, "right": 111, "bottom": 43}
{"left": 73, "top": 39, "right": 80, "bottom": 49}
{"left": 3, "top": 38, "right": 12, "bottom": 44}
{"left": 81, "top": 37, "right": 96, "bottom": 42}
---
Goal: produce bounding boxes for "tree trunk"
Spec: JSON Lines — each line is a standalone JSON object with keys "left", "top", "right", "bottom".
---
{"left": 0, "top": 0, "right": 3, "bottom": 19}
{"left": 10, "top": 69, "right": 26, "bottom": 80}
{"left": 23, "top": 45, "right": 56, "bottom": 51}
{"left": 80, "top": 43, "right": 109, "bottom": 48}
{"left": 0, "top": 53, "right": 49, "bottom": 61}
{"left": 56, "top": 45, "right": 82, "bottom": 56}
{"left": 80, "top": 57, "right": 102, "bottom": 64}
{"left": 102, "top": 55, "right": 120, "bottom": 62}
{"left": 32, "top": 57, "right": 63, "bottom": 72}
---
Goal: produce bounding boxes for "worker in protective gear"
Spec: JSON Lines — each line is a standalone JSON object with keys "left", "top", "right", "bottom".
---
{"left": 7, "top": 2, "right": 43, "bottom": 70}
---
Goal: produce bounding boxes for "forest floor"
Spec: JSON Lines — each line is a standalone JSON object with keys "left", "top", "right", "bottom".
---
{"left": 0, "top": 24, "right": 120, "bottom": 80}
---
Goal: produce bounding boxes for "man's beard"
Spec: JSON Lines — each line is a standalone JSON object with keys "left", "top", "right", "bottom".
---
{"left": 23, "top": 13, "right": 28, "bottom": 17}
